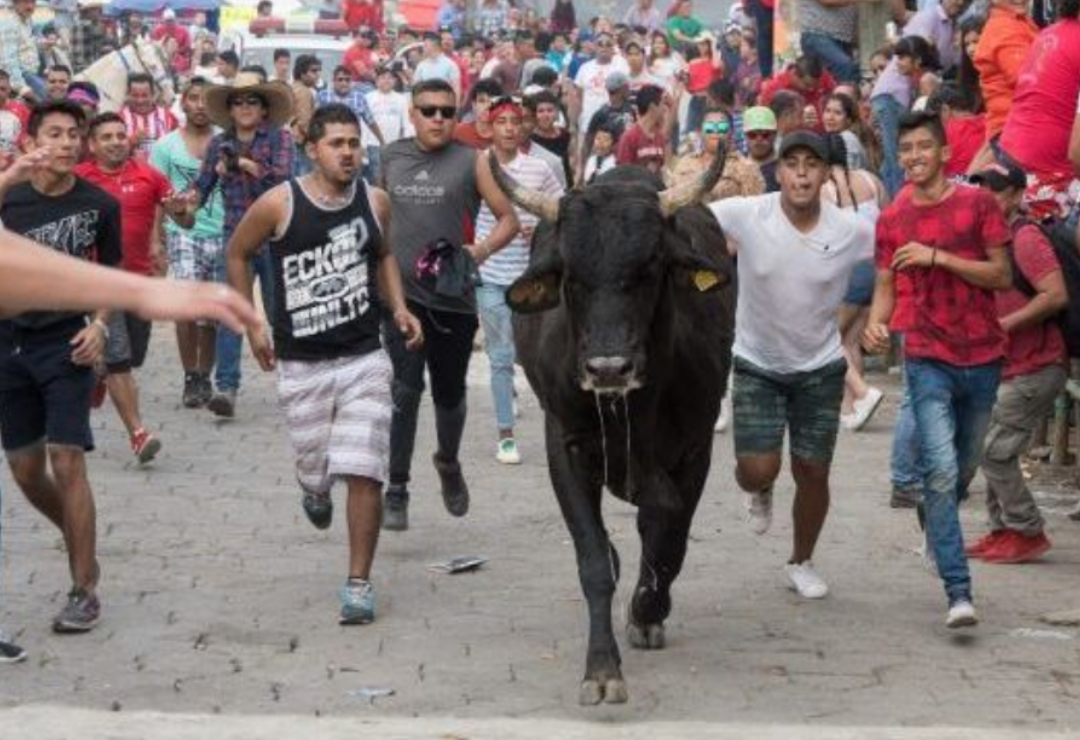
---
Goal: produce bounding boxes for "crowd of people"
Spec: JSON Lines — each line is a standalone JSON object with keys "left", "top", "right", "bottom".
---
{"left": 1, "top": 0, "right": 1079, "bottom": 665}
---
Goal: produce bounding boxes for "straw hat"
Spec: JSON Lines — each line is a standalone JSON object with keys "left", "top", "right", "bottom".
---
{"left": 204, "top": 73, "right": 294, "bottom": 129}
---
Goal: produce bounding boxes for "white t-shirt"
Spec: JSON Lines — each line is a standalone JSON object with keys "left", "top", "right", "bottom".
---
{"left": 573, "top": 57, "right": 630, "bottom": 131}
{"left": 364, "top": 88, "right": 414, "bottom": 148}
{"left": 709, "top": 193, "right": 874, "bottom": 373}
{"left": 414, "top": 54, "right": 461, "bottom": 91}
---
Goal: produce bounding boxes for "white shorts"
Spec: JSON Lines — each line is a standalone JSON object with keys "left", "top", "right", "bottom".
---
{"left": 276, "top": 350, "right": 393, "bottom": 494}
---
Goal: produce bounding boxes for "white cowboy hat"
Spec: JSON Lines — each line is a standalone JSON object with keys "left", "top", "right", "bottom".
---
{"left": 204, "top": 72, "right": 294, "bottom": 129}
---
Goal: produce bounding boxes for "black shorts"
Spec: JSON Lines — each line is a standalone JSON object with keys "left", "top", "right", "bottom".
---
{"left": 0, "top": 322, "right": 95, "bottom": 453}
{"left": 104, "top": 312, "right": 152, "bottom": 373}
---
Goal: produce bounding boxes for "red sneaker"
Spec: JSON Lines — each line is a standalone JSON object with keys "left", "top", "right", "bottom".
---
{"left": 983, "top": 530, "right": 1052, "bottom": 564}
{"left": 130, "top": 428, "right": 162, "bottom": 465}
{"left": 965, "top": 530, "right": 1007, "bottom": 559}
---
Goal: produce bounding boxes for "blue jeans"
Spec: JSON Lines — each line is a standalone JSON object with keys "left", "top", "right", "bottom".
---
{"left": 293, "top": 144, "right": 313, "bottom": 177}
{"left": 906, "top": 358, "right": 1001, "bottom": 604}
{"left": 891, "top": 382, "right": 921, "bottom": 491}
{"left": 748, "top": 0, "right": 774, "bottom": 78}
{"left": 476, "top": 284, "right": 516, "bottom": 432}
{"left": 215, "top": 247, "right": 275, "bottom": 392}
{"left": 799, "top": 32, "right": 860, "bottom": 84}
{"left": 872, "top": 95, "right": 904, "bottom": 198}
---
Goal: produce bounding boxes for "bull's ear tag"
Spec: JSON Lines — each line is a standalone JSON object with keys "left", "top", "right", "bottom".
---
{"left": 692, "top": 269, "right": 720, "bottom": 292}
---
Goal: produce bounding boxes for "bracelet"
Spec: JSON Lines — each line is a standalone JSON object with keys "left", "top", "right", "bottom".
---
{"left": 92, "top": 318, "right": 110, "bottom": 340}
{"left": 930, "top": 248, "right": 937, "bottom": 268}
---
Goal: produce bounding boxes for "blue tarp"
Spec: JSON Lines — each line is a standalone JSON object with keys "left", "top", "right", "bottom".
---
{"left": 107, "top": 0, "right": 224, "bottom": 13}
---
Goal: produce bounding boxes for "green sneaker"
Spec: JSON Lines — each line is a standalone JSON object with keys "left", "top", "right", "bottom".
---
{"left": 339, "top": 579, "right": 375, "bottom": 625}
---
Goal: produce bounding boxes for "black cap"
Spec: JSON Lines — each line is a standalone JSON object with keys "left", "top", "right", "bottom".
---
{"left": 778, "top": 130, "right": 827, "bottom": 161}
{"left": 970, "top": 161, "right": 1027, "bottom": 192}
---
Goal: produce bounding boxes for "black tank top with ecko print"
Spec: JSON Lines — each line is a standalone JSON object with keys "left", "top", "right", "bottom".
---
{"left": 270, "top": 178, "right": 385, "bottom": 362}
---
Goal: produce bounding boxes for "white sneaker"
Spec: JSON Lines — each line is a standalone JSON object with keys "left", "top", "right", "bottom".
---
{"left": 745, "top": 487, "right": 773, "bottom": 535}
{"left": 785, "top": 561, "right": 829, "bottom": 599}
{"left": 845, "top": 387, "right": 884, "bottom": 432}
{"left": 946, "top": 600, "right": 978, "bottom": 629}
{"left": 714, "top": 404, "right": 729, "bottom": 433}
{"left": 496, "top": 438, "right": 522, "bottom": 465}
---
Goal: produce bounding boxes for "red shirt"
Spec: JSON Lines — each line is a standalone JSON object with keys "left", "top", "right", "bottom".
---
{"left": 944, "top": 115, "right": 986, "bottom": 178}
{"left": 876, "top": 184, "right": 1011, "bottom": 367}
{"left": 343, "top": 0, "right": 384, "bottom": 32}
{"left": 686, "top": 58, "right": 722, "bottom": 95}
{"left": 997, "top": 222, "right": 1066, "bottom": 379}
{"left": 616, "top": 123, "right": 667, "bottom": 172}
{"left": 999, "top": 19, "right": 1080, "bottom": 178}
{"left": 343, "top": 43, "right": 376, "bottom": 82}
{"left": 75, "top": 159, "right": 171, "bottom": 276}
{"left": 759, "top": 68, "right": 837, "bottom": 130}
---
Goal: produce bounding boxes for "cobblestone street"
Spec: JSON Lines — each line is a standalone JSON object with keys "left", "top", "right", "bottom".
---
{"left": 2, "top": 330, "right": 1080, "bottom": 736}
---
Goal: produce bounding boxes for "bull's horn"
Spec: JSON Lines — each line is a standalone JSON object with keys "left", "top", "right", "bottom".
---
{"left": 657, "top": 145, "right": 728, "bottom": 217}
{"left": 488, "top": 150, "right": 560, "bottom": 222}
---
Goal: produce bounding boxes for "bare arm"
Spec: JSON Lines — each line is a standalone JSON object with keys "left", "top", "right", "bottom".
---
{"left": 468, "top": 152, "right": 521, "bottom": 262}
{"left": 862, "top": 268, "right": 896, "bottom": 355}
{"left": 370, "top": 187, "right": 423, "bottom": 350}
{"left": 892, "top": 242, "right": 1012, "bottom": 291}
{"left": 0, "top": 228, "right": 259, "bottom": 332}
{"left": 226, "top": 185, "right": 287, "bottom": 369}
{"left": 1001, "top": 269, "right": 1068, "bottom": 334}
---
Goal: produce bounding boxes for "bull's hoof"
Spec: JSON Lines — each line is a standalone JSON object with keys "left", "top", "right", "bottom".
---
{"left": 627, "top": 620, "right": 666, "bottom": 650}
{"left": 579, "top": 678, "right": 629, "bottom": 705}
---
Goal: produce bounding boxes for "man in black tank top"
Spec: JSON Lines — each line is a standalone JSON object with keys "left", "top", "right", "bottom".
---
{"left": 225, "top": 104, "right": 422, "bottom": 625}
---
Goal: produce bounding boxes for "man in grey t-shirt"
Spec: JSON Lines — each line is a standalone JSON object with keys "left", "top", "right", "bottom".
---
{"left": 378, "top": 78, "right": 518, "bottom": 531}
{"left": 796, "top": 0, "right": 861, "bottom": 85}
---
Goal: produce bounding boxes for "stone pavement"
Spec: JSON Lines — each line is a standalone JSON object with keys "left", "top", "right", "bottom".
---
{"left": 2, "top": 330, "right": 1080, "bottom": 736}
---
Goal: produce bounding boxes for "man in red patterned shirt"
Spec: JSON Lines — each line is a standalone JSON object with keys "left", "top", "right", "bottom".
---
{"left": 865, "top": 111, "right": 1012, "bottom": 631}
{"left": 967, "top": 161, "right": 1068, "bottom": 564}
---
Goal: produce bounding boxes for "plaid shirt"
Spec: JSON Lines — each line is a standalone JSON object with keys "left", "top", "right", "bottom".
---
{"left": 70, "top": 22, "right": 112, "bottom": 74}
{"left": 192, "top": 124, "right": 294, "bottom": 237}
{"left": 876, "top": 185, "right": 1011, "bottom": 367}
{"left": 0, "top": 15, "right": 39, "bottom": 92}
{"left": 316, "top": 87, "right": 378, "bottom": 130}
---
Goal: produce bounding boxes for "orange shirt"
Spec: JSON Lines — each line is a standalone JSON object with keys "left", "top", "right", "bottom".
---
{"left": 973, "top": 4, "right": 1038, "bottom": 138}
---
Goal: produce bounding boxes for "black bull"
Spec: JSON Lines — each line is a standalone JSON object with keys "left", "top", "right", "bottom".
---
{"left": 491, "top": 153, "right": 736, "bottom": 705}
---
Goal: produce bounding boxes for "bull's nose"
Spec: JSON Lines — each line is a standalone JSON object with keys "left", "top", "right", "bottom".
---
{"left": 584, "top": 356, "right": 634, "bottom": 387}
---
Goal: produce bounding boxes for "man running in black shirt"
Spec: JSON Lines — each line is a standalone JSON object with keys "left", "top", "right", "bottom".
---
{"left": 226, "top": 104, "right": 422, "bottom": 624}
{"left": 0, "top": 100, "right": 122, "bottom": 634}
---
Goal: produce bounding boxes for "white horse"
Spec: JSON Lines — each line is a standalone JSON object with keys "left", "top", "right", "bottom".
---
{"left": 75, "top": 37, "right": 175, "bottom": 113}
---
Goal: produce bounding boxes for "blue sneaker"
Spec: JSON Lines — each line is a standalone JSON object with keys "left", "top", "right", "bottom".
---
{"left": 339, "top": 579, "right": 375, "bottom": 625}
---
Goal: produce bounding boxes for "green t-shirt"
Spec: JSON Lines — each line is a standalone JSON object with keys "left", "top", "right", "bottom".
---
{"left": 150, "top": 128, "right": 225, "bottom": 239}
{"left": 666, "top": 15, "right": 704, "bottom": 47}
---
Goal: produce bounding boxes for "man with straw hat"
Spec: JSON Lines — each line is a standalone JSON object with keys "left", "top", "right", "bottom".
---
{"left": 167, "top": 72, "right": 294, "bottom": 420}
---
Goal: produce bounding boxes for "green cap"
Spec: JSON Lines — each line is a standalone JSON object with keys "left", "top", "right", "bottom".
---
{"left": 743, "top": 106, "right": 778, "bottom": 132}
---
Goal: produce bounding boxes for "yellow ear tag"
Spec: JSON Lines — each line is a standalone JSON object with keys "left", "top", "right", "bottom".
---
{"left": 693, "top": 270, "right": 720, "bottom": 292}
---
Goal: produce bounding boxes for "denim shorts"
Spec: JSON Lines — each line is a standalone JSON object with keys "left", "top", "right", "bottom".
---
{"left": 733, "top": 356, "right": 847, "bottom": 465}
{"left": 843, "top": 259, "right": 876, "bottom": 307}
{"left": 0, "top": 321, "right": 95, "bottom": 453}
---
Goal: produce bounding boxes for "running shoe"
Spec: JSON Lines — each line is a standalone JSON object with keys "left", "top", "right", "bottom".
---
{"left": 53, "top": 588, "right": 101, "bottom": 633}
{"left": 433, "top": 454, "right": 470, "bottom": 517}
{"left": 130, "top": 428, "right": 162, "bottom": 464}
{"left": 745, "top": 486, "right": 773, "bottom": 535}
{"left": 339, "top": 579, "right": 375, "bottom": 625}
{"left": 843, "top": 387, "right": 884, "bottom": 432}
{"left": 496, "top": 438, "right": 521, "bottom": 465}
{"left": 382, "top": 486, "right": 409, "bottom": 531}
{"left": 207, "top": 389, "right": 237, "bottom": 418}
{"left": 302, "top": 489, "right": 333, "bottom": 530}
{"left": 182, "top": 373, "right": 202, "bottom": 408}
{"left": 965, "top": 530, "right": 1007, "bottom": 559}
{"left": 982, "top": 530, "right": 1051, "bottom": 564}
{"left": 0, "top": 634, "right": 26, "bottom": 664}
{"left": 784, "top": 561, "right": 829, "bottom": 599}
{"left": 946, "top": 599, "right": 978, "bottom": 629}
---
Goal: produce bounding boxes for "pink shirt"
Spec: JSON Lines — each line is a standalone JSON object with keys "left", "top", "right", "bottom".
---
{"left": 998, "top": 19, "right": 1080, "bottom": 176}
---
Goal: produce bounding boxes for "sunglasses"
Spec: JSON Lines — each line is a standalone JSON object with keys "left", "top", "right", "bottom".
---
{"left": 702, "top": 121, "right": 730, "bottom": 135}
{"left": 597, "top": 40, "right": 615, "bottom": 47}
{"left": 229, "top": 95, "right": 264, "bottom": 107}
{"left": 417, "top": 105, "right": 457, "bottom": 120}
{"left": 489, "top": 95, "right": 522, "bottom": 108}
{"left": 746, "top": 130, "right": 775, "bottom": 140}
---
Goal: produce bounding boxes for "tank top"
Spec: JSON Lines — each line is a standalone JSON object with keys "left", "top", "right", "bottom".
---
{"left": 270, "top": 178, "right": 384, "bottom": 362}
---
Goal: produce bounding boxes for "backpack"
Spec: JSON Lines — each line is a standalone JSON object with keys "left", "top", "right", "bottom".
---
{"left": 1009, "top": 217, "right": 1080, "bottom": 358}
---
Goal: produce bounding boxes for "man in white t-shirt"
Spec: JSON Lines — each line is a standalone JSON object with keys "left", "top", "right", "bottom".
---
{"left": 708, "top": 131, "right": 873, "bottom": 600}
{"left": 570, "top": 31, "right": 629, "bottom": 147}
{"left": 414, "top": 31, "right": 462, "bottom": 100}
{"left": 363, "top": 65, "right": 415, "bottom": 184}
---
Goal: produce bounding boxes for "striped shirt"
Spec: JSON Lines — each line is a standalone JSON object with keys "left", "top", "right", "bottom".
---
{"left": 477, "top": 152, "right": 564, "bottom": 287}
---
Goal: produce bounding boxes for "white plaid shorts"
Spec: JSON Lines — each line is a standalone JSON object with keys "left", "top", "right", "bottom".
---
{"left": 276, "top": 350, "right": 393, "bottom": 494}
{"left": 166, "top": 232, "right": 225, "bottom": 283}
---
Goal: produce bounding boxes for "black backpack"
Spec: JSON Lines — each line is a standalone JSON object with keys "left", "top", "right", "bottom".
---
{"left": 1009, "top": 217, "right": 1080, "bottom": 358}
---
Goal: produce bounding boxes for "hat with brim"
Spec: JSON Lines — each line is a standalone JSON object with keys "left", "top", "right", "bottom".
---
{"left": 970, "top": 161, "right": 1026, "bottom": 192}
{"left": 204, "top": 73, "right": 294, "bottom": 129}
{"left": 778, "top": 130, "right": 827, "bottom": 161}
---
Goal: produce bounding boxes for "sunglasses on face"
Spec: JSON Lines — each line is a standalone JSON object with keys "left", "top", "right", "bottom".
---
{"left": 745, "top": 130, "right": 775, "bottom": 140}
{"left": 597, "top": 40, "right": 615, "bottom": 47}
{"left": 702, "top": 121, "right": 730, "bottom": 135}
{"left": 489, "top": 94, "right": 522, "bottom": 108}
{"left": 229, "top": 95, "right": 264, "bottom": 107}
{"left": 417, "top": 105, "right": 457, "bottom": 120}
